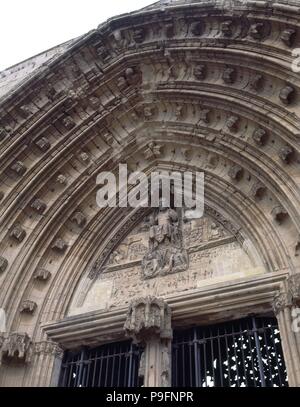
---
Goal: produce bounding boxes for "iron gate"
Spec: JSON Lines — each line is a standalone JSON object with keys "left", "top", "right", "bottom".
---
{"left": 59, "top": 340, "right": 140, "bottom": 387}
{"left": 172, "top": 316, "right": 288, "bottom": 387}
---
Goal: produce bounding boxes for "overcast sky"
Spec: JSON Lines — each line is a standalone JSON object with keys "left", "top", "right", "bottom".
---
{"left": 0, "top": 0, "right": 156, "bottom": 71}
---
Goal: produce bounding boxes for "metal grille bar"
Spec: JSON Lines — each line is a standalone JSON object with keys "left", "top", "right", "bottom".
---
{"left": 59, "top": 340, "right": 140, "bottom": 387}
{"left": 172, "top": 316, "right": 288, "bottom": 387}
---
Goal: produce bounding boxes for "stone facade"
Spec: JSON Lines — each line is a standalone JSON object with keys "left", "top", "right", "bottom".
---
{"left": 0, "top": 0, "right": 300, "bottom": 386}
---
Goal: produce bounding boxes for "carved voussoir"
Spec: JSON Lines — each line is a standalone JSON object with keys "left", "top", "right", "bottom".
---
{"left": 190, "top": 21, "right": 204, "bottom": 36}
{"left": 249, "top": 23, "right": 265, "bottom": 40}
{"left": 0, "top": 257, "right": 8, "bottom": 273}
{"left": 56, "top": 174, "right": 67, "bottom": 185}
{"left": 71, "top": 211, "right": 87, "bottom": 228}
{"left": 250, "top": 74, "right": 264, "bottom": 91}
{"left": 62, "top": 116, "right": 75, "bottom": 130}
{"left": 31, "top": 199, "right": 47, "bottom": 214}
{"left": 132, "top": 27, "right": 146, "bottom": 43}
{"left": 20, "top": 300, "right": 37, "bottom": 314}
{"left": 271, "top": 205, "right": 288, "bottom": 224}
{"left": 51, "top": 238, "right": 68, "bottom": 253}
{"left": 221, "top": 20, "right": 233, "bottom": 37}
{"left": 222, "top": 68, "right": 236, "bottom": 84}
{"left": 35, "top": 137, "right": 51, "bottom": 152}
{"left": 143, "top": 142, "right": 163, "bottom": 160}
{"left": 252, "top": 128, "right": 268, "bottom": 146}
{"left": 10, "top": 161, "right": 27, "bottom": 176}
{"left": 228, "top": 165, "right": 244, "bottom": 181}
{"left": 34, "top": 268, "right": 51, "bottom": 281}
{"left": 281, "top": 29, "right": 296, "bottom": 47}
{"left": 226, "top": 115, "right": 239, "bottom": 132}
{"left": 250, "top": 182, "right": 266, "bottom": 200}
{"left": 279, "top": 145, "right": 294, "bottom": 164}
{"left": 193, "top": 64, "right": 206, "bottom": 80}
{"left": 279, "top": 85, "right": 295, "bottom": 105}
{"left": 10, "top": 225, "right": 26, "bottom": 242}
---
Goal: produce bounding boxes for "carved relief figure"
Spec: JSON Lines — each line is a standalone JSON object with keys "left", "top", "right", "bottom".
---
{"left": 141, "top": 199, "right": 188, "bottom": 279}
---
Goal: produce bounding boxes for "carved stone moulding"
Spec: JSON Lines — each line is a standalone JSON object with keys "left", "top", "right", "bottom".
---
{"left": 34, "top": 268, "right": 51, "bottom": 281}
{"left": 132, "top": 27, "right": 146, "bottom": 43}
{"left": 271, "top": 205, "right": 288, "bottom": 224}
{"left": 190, "top": 21, "right": 204, "bottom": 36}
{"left": 51, "top": 238, "right": 68, "bottom": 253}
{"left": 250, "top": 182, "right": 266, "bottom": 200}
{"left": 34, "top": 341, "right": 63, "bottom": 358}
{"left": 278, "top": 145, "right": 294, "bottom": 164}
{"left": 10, "top": 224, "right": 26, "bottom": 242}
{"left": 252, "top": 128, "right": 268, "bottom": 146}
{"left": 124, "top": 296, "right": 172, "bottom": 343}
{"left": 71, "top": 211, "right": 87, "bottom": 228}
{"left": 280, "top": 28, "right": 296, "bottom": 47}
{"left": 222, "top": 67, "right": 236, "bottom": 84}
{"left": 228, "top": 164, "right": 244, "bottom": 181}
{"left": 249, "top": 22, "right": 266, "bottom": 40}
{"left": 0, "top": 256, "right": 8, "bottom": 273}
{"left": 31, "top": 199, "right": 47, "bottom": 214}
{"left": 10, "top": 161, "right": 27, "bottom": 176}
{"left": 250, "top": 74, "right": 264, "bottom": 92}
{"left": 62, "top": 116, "right": 76, "bottom": 130}
{"left": 221, "top": 20, "right": 233, "bottom": 37}
{"left": 56, "top": 174, "right": 67, "bottom": 185}
{"left": 193, "top": 64, "right": 207, "bottom": 80}
{"left": 19, "top": 105, "right": 32, "bottom": 119}
{"left": 279, "top": 85, "right": 295, "bottom": 105}
{"left": 35, "top": 137, "right": 51, "bottom": 152}
{"left": 0, "top": 332, "right": 32, "bottom": 364}
{"left": 226, "top": 115, "right": 239, "bottom": 132}
{"left": 143, "top": 142, "right": 163, "bottom": 160}
{"left": 19, "top": 300, "right": 37, "bottom": 314}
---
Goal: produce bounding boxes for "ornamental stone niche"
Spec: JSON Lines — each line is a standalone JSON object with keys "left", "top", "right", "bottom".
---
{"left": 124, "top": 296, "right": 172, "bottom": 387}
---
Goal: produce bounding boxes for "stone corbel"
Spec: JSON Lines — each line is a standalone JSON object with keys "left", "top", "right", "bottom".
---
{"left": 0, "top": 332, "right": 32, "bottom": 365}
{"left": 124, "top": 296, "right": 172, "bottom": 387}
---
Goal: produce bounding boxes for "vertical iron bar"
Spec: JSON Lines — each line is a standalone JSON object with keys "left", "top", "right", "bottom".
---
{"left": 252, "top": 317, "right": 266, "bottom": 387}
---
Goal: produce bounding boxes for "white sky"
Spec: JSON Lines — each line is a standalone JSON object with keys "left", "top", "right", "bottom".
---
{"left": 0, "top": 0, "right": 156, "bottom": 71}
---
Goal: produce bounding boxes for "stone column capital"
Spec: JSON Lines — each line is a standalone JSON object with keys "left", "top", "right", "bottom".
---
{"left": 273, "top": 291, "right": 292, "bottom": 315}
{"left": 124, "top": 296, "right": 172, "bottom": 343}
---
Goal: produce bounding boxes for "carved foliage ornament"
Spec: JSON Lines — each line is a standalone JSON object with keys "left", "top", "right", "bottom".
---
{"left": 0, "top": 332, "right": 32, "bottom": 364}
{"left": 124, "top": 296, "right": 172, "bottom": 343}
{"left": 0, "top": 257, "right": 8, "bottom": 273}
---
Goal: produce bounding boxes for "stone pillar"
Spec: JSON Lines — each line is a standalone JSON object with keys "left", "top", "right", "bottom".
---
{"left": 273, "top": 274, "right": 300, "bottom": 387}
{"left": 124, "top": 296, "right": 172, "bottom": 387}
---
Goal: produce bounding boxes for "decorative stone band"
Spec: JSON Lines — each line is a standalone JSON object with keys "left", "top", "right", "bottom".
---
{"left": 124, "top": 296, "right": 172, "bottom": 343}
{"left": 0, "top": 332, "right": 63, "bottom": 365}
{"left": 273, "top": 274, "right": 300, "bottom": 314}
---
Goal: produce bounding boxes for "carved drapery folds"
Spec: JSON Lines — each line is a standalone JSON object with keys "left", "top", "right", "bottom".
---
{"left": 141, "top": 204, "right": 188, "bottom": 280}
{"left": 124, "top": 296, "right": 172, "bottom": 387}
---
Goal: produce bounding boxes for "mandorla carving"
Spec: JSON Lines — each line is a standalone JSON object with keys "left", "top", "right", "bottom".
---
{"left": 124, "top": 296, "right": 172, "bottom": 343}
{"left": 141, "top": 200, "right": 188, "bottom": 279}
